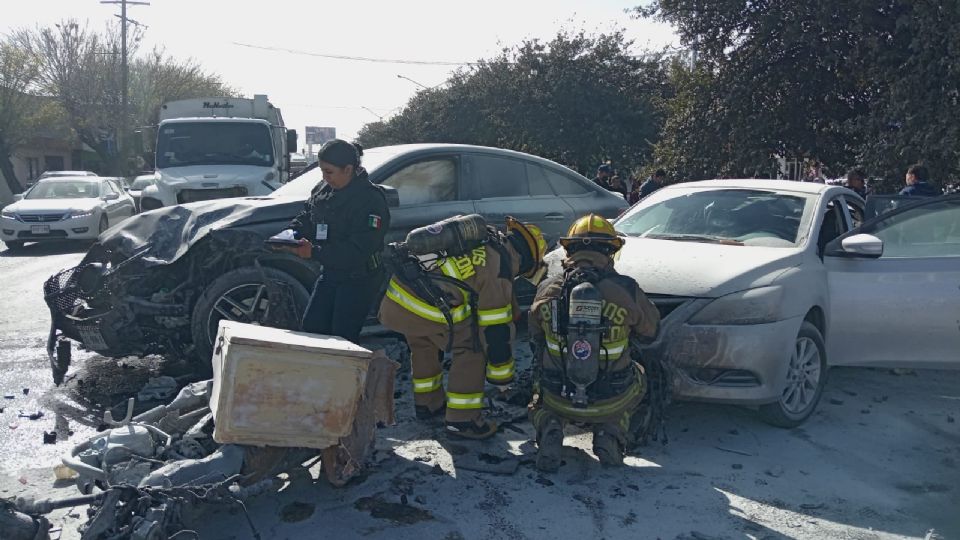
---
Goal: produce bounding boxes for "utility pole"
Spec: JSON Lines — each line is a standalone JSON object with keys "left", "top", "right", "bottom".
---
{"left": 100, "top": 0, "right": 149, "bottom": 163}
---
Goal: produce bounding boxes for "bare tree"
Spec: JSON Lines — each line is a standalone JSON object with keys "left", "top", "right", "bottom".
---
{"left": 14, "top": 19, "right": 142, "bottom": 175}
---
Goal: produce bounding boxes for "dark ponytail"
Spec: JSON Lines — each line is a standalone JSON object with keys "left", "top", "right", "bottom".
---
{"left": 318, "top": 139, "right": 363, "bottom": 169}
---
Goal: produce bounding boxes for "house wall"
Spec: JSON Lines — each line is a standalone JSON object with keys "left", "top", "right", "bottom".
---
{"left": 9, "top": 137, "right": 84, "bottom": 191}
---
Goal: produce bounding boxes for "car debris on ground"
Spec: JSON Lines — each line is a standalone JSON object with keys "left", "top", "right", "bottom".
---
{"left": 8, "top": 321, "right": 399, "bottom": 539}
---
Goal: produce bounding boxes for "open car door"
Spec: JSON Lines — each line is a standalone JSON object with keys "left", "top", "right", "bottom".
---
{"left": 824, "top": 194, "right": 960, "bottom": 367}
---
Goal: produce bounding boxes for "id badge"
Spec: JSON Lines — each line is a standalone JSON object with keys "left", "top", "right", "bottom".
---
{"left": 315, "top": 223, "right": 329, "bottom": 241}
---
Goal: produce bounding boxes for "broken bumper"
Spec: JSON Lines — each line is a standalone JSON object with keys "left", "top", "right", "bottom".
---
{"left": 646, "top": 298, "right": 802, "bottom": 405}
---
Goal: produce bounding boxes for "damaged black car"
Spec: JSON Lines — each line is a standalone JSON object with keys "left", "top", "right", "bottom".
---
{"left": 43, "top": 144, "right": 627, "bottom": 383}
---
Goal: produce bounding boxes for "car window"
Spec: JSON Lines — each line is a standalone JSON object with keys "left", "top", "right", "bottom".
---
{"left": 845, "top": 198, "right": 865, "bottom": 228}
{"left": 526, "top": 164, "right": 556, "bottom": 196}
{"left": 861, "top": 199, "right": 960, "bottom": 258}
{"left": 273, "top": 147, "right": 410, "bottom": 199}
{"left": 25, "top": 181, "right": 100, "bottom": 199}
{"left": 818, "top": 200, "right": 848, "bottom": 251}
{"left": 101, "top": 181, "right": 117, "bottom": 196}
{"left": 131, "top": 177, "right": 155, "bottom": 190}
{"left": 474, "top": 155, "right": 528, "bottom": 198}
{"left": 544, "top": 168, "right": 590, "bottom": 195}
{"left": 381, "top": 159, "right": 457, "bottom": 205}
{"left": 616, "top": 188, "right": 813, "bottom": 247}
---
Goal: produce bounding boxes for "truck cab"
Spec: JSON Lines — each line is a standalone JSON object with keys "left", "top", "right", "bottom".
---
{"left": 140, "top": 94, "right": 297, "bottom": 210}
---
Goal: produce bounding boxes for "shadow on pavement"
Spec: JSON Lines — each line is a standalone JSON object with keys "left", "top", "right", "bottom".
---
{"left": 1, "top": 240, "right": 90, "bottom": 258}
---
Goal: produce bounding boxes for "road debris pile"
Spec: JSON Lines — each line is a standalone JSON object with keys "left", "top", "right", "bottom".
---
{"left": 9, "top": 322, "right": 398, "bottom": 539}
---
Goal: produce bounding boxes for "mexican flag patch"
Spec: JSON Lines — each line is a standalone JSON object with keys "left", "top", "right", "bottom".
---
{"left": 368, "top": 214, "right": 382, "bottom": 229}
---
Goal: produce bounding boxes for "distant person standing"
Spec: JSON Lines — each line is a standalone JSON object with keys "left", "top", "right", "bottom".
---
{"left": 845, "top": 168, "right": 870, "bottom": 198}
{"left": 899, "top": 164, "right": 940, "bottom": 197}
{"left": 638, "top": 169, "right": 667, "bottom": 200}
{"left": 593, "top": 163, "right": 614, "bottom": 190}
{"left": 803, "top": 161, "right": 826, "bottom": 183}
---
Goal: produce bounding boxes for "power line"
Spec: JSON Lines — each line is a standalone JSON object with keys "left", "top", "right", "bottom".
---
{"left": 231, "top": 41, "right": 480, "bottom": 66}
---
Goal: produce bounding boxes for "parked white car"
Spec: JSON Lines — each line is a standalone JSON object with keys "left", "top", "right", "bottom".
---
{"left": 548, "top": 180, "right": 960, "bottom": 427}
{"left": 1, "top": 177, "right": 136, "bottom": 250}
{"left": 37, "top": 170, "right": 98, "bottom": 179}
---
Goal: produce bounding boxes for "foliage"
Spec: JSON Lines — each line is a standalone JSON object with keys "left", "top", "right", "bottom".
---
{"left": 0, "top": 41, "right": 44, "bottom": 192}
{"left": 358, "top": 30, "right": 671, "bottom": 177}
{"left": 636, "top": 0, "right": 960, "bottom": 191}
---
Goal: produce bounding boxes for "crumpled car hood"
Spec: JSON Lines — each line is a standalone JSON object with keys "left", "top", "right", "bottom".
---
{"left": 94, "top": 195, "right": 304, "bottom": 266}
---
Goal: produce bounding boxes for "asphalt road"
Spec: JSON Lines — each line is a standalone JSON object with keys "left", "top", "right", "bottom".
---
{"left": 1, "top": 239, "right": 958, "bottom": 540}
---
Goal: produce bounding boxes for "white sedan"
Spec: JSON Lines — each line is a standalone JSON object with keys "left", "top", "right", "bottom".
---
{"left": 559, "top": 180, "right": 959, "bottom": 427}
{"left": 1, "top": 177, "right": 136, "bottom": 250}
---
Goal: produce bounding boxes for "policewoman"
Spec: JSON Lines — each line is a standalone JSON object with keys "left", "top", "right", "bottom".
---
{"left": 282, "top": 139, "right": 390, "bottom": 342}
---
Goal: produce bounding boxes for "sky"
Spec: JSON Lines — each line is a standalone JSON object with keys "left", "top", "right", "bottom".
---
{"left": 2, "top": 0, "right": 677, "bottom": 147}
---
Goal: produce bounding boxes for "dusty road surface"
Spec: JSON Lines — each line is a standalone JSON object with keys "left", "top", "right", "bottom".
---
{"left": 1, "top": 240, "right": 958, "bottom": 539}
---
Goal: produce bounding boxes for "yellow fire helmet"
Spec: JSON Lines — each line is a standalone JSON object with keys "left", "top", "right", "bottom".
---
{"left": 506, "top": 217, "right": 548, "bottom": 279}
{"left": 559, "top": 214, "right": 625, "bottom": 253}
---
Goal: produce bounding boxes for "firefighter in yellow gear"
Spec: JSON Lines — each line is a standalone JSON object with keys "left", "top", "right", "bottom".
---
{"left": 528, "top": 214, "right": 659, "bottom": 470}
{"left": 379, "top": 217, "right": 547, "bottom": 439}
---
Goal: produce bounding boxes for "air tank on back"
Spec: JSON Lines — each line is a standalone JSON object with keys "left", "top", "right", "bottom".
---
{"left": 403, "top": 214, "right": 488, "bottom": 256}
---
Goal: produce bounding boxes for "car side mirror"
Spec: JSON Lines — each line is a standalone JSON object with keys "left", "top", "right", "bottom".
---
{"left": 286, "top": 130, "right": 298, "bottom": 152}
{"left": 103, "top": 193, "right": 120, "bottom": 201}
{"left": 827, "top": 233, "right": 883, "bottom": 258}
{"left": 382, "top": 185, "right": 400, "bottom": 208}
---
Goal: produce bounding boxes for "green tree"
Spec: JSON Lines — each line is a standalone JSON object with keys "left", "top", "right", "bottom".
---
{"left": 358, "top": 30, "right": 671, "bottom": 176}
{"left": 0, "top": 41, "right": 42, "bottom": 194}
{"left": 637, "top": 1, "right": 960, "bottom": 190}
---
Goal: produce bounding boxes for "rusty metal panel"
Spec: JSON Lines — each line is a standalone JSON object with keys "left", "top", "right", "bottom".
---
{"left": 211, "top": 321, "right": 371, "bottom": 449}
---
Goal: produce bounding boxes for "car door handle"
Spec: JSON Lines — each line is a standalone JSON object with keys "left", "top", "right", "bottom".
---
{"left": 544, "top": 213, "right": 566, "bottom": 220}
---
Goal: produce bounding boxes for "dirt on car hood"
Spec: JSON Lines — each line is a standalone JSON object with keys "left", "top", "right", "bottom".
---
{"left": 613, "top": 237, "right": 802, "bottom": 298}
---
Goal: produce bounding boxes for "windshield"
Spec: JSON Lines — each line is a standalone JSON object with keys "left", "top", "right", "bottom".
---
{"left": 130, "top": 177, "right": 155, "bottom": 190}
{"left": 616, "top": 188, "right": 816, "bottom": 247}
{"left": 156, "top": 122, "right": 274, "bottom": 168}
{"left": 273, "top": 147, "right": 408, "bottom": 198}
{"left": 26, "top": 181, "right": 100, "bottom": 200}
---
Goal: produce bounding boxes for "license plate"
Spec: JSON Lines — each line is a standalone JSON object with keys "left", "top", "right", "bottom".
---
{"left": 78, "top": 326, "right": 109, "bottom": 351}
{"left": 31, "top": 225, "right": 50, "bottom": 234}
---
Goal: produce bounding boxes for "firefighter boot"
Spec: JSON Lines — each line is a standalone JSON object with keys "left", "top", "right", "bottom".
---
{"left": 445, "top": 417, "right": 499, "bottom": 440}
{"left": 593, "top": 427, "right": 624, "bottom": 467}
{"left": 415, "top": 405, "right": 446, "bottom": 425}
{"left": 535, "top": 418, "right": 564, "bottom": 472}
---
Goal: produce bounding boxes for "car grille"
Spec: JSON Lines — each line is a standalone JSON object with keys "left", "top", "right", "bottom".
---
{"left": 19, "top": 213, "right": 67, "bottom": 222}
{"left": 647, "top": 294, "right": 694, "bottom": 321}
{"left": 177, "top": 187, "right": 248, "bottom": 204}
{"left": 687, "top": 368, "right": 760, "bottom": 387}
{"left": 18, "top": 230, "right": 68, "bottom": 239}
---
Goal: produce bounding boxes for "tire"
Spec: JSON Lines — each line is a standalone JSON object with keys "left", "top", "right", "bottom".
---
{"left": 98, "top": 215, "right": 109, "bottom": 234}
{"left": 759, "top": 321, "right": 827, "bottom": 428}
{"left": 190, "top": 266, "right": 311, "bottom": 374}
{"left": 4, "top": 241, "right": 24, "bottom": 251}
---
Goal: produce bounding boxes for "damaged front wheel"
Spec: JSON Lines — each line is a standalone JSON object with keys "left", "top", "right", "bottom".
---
{"left": 190, "top": 266, "right": 310, "bottom": 373}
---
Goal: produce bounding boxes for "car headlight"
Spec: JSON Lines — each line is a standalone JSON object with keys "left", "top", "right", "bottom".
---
{"left": 1, "top": 209, "right": 16, "bottom": 220}
{"left": 688, "top": 285, "right": 785, "bottom": 325}
{"left": 69, "top": 209, "right": 94, "bottom": 219}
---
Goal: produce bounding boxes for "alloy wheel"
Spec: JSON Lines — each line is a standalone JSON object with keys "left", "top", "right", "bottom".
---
{"left": 208, "top": 283, "right": 270, "bottom": 338}
{"left": 779, "top": 335, "right": 822, "bottom": 415}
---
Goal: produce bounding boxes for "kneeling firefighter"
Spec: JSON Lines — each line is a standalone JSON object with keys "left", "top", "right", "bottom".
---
{"left": 379, "top": 215, "right": 547, "bottom": 439}
{"left": 528, "top": 214, "right": 660, "bottom": 471}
